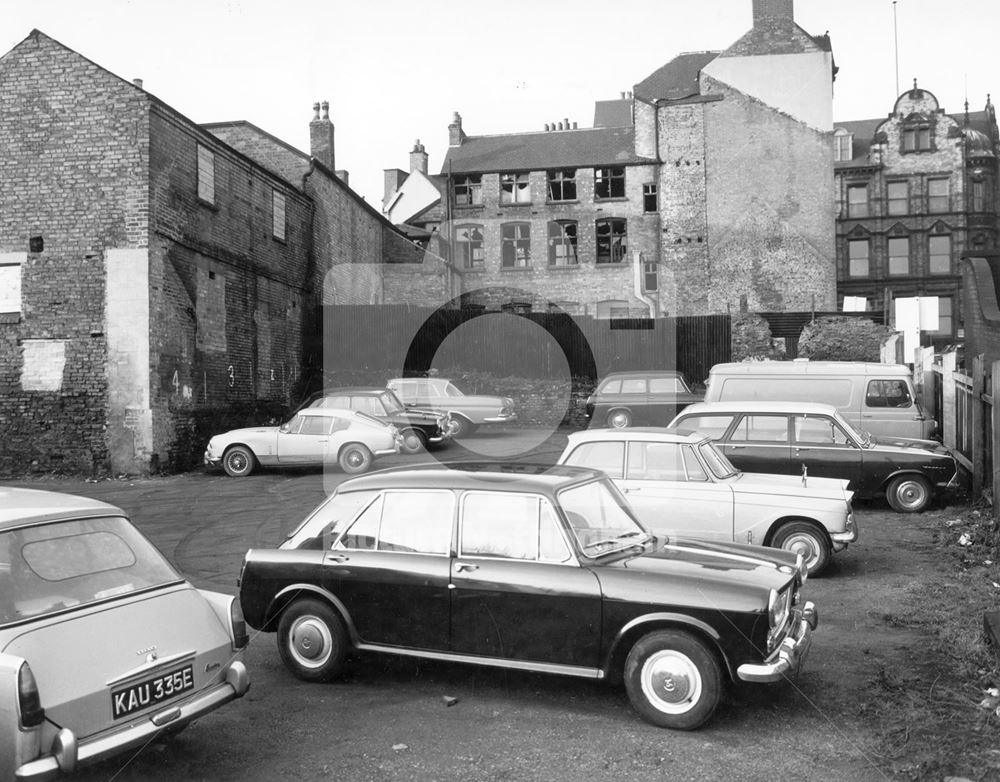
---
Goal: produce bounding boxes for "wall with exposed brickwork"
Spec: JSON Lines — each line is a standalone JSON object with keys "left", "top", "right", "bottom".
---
{"left": 0, "top": 31, "right": 149, "bottom": 473}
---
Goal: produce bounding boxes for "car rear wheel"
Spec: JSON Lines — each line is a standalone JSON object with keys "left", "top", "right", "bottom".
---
{"left": 772, "top": 521, "right": 831, "bottom": 576}
{"left": 399, "top": 428, "right": 427, "bottom": 454}
{"left": 624, "top": 630, "right": 721, "bottom": 730}
{"left": 277, "top": 599, "right": 347, "bottom": 682}
{"left": 886, "top": 475, "right": 932, "bottom": 513}
{"left": 222, "top": 445, "right": 256, "bottom": 477}
{"left": 607, "top": 409, "right": 632, "bottom": 429}
{"left": 339, "top": 443, "right": 373, "bottom": 474}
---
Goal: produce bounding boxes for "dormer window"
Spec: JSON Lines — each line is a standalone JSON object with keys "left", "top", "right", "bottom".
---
{"left": 901, "top": 114, "right": 933, "bottom": 153}
{"left": 834, "top": 129, "right": 853, "bottom": 162}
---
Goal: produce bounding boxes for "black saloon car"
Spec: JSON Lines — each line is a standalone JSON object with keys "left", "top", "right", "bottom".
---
{"left": 586, "top": 370, "right": 703, "bottom": 429}
{"left": 238, "top": 463, "right": 817, "bottom": 730}
{"left": 304, "top": 387, "right": 454, "bottom": 454}
{"left": 671, "top": 401, "right": 960, "bottom": 513}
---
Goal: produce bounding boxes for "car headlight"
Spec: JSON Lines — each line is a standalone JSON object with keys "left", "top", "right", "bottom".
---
{"left": 766, "top": 588, "right": 791, "bottom": 652}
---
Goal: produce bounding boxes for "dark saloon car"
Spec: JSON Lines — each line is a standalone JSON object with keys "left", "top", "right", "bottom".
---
{"left": 586, "top": 370, "right": 703, "bottom": 429}
{"left": 670, "top": 401, "right": 960, "bottom": 513}
{"left": 305, "top": 387, "right": 454, "bottom": 454}
{"left": 238, "top": 463, "right": 817, "bottom": 730}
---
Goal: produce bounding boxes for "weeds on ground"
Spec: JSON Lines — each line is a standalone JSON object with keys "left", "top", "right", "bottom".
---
{"left": 861, "top": 501, "right": 1000, "bottom": 780}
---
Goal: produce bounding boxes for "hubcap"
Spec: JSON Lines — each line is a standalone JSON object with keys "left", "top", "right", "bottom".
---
{"left": 897, "top": 481, "right": 927, "bottom": 508}
{"left": 289, "top": 616, "right": 332, "bottom": 668}
{"left": 345, "top": 450, "right": 364, "bottom": 468}
{"left": 641, "top": 650, "right": 701, "bottom": 713}
{"left": 781, "top": 533, "right": 820, "bottom": 570}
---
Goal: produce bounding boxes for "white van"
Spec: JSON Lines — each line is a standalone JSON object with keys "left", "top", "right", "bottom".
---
{"left": 704, "top": 361, "right": 936, "bottom": 440}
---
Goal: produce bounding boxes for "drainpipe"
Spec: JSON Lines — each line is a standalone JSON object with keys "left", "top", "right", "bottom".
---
{"left": 633, "top": 249, "right": 658, "bottom": 317}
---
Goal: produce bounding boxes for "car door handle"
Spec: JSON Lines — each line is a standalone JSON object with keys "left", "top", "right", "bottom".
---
{"left": 728, "top": 444, "right": 745, "bottom": 449}
{"left": 326, "top": 553, "right": 349, "bottom": 563}
{"left": 455, "top": 562, "right": 479, "bottom": 572}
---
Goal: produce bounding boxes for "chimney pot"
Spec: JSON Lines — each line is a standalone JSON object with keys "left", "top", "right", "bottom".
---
{"left": 573, "top": 122, "right": 578, "bottom": 129}
{"left": 133, "top": 78, "right": 143, "bottom": 89}
{"left": 312, "top": 102, "right": 321, "bottom": 120}
{"left": 321, "top": 101, "right": 330, "bottom": 120}
{"left": 310, "top": 100, "right": 335, "bottom": 170}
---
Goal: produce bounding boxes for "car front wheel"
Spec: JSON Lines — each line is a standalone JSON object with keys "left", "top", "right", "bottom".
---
{"left": 772, "top": 520, "right": 831, "bottom": 576}
{"left": 399, "top": 428, "right": 427, "bottom": 454}
{"left": 449, "top": 416, "right": 476, "bottom": 438}
{"left": 886, "top": 475, "right": 932, "bottom": 513}
{"left": 277, "top": 599, "right": 347, "bottom": 682}
{"left": 624, "top": 630, "right": 721, "bottom": 730}
{"left": 222, "top": 445, "right": 256, "bottom": 477}
{"left": 339, "top": 443, "right": 373, "bottom": 474}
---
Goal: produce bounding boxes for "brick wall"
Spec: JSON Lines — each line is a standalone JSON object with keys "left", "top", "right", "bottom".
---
{"left": 0, "top": 31, "right": 150, "bottom": 474}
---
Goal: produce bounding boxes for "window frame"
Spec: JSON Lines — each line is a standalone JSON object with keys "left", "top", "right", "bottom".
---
{"left": 547, "top": 220, "right": 578, "bottom": 266}
{"left": 847, "top": 238, "right": 870, "bottom": 277}
{"left": 455, "top": 224, "right": 485, "bottom": 269}
{"left": 847, "top": 183, "right": 869, "bottom": 218}
{"left": 271, "top": 189, "right": 286, "bottom": 242}
{"left": 928, "top": 234, "right": 952, "bottom": 275}
{"left": 886, "top": 181, "right": 909, "bottom": 216}
{"left": 546, "top": 169, "right": 577, "bottom": 202}
{"left": 595, "top": 218, "right": 627, "bottom": 264}
{"left": 453, "top": 174, "right": 483, "bottom": 206}
{"left": 643, "top": 183, "right": 658, "bottom": 213}
{"left": 594, "top": 166, "right": 625, "bottom": 200}
{"left": 500, "top": 172, "right": 531, "bottom": 205}
{"left": 197, "top": 144, "right": 216, "bottom": 205}
{"left": 887, "top": 235, "right": 910, "bottom": 276}
{"left": 500, "top": 222, "right": 531, "bottom": 268}
{"left": 928, "top": 178, "right": 949, "bottom": 213}
{"left": 458, "top": 491, "right": 572, "bottom": 564}
{"left": 0, "top": 253, "right": 26, "bottom": 315}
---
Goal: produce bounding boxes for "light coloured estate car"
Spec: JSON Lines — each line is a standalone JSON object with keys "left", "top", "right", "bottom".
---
{"left": 204, "top": 407, "right": 402, "bottom": 477}
{"left": 1, "top": 488, "right": 249, "bottom": 781}
{"left": 387, "top": 377, "right": 516, "bottom": 437}
{"left": 558, "top": 428, "right": 858, "bottom": 575}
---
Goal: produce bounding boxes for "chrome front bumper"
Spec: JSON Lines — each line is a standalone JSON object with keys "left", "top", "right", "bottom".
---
{"left": 737, "top": 602, "right": 818, "bottom": 684}
{"left": 16, "top": 662, "right": 249, "bottom": 781}
{"left": 830, "top": 515, "right": 859, "bottom": 551}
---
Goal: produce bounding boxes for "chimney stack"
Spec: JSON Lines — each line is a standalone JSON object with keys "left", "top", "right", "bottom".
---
{"left": 310, "top": 100, "right": 335, "bottom": 171}
{"left": 409, "top": 139, "right": 428, "bottom": 175}
{"left": 752, "top": 0, "right": 794, "bottom": 26}
{"left": 448, "top": 111, "right": 466, "bottom": 147}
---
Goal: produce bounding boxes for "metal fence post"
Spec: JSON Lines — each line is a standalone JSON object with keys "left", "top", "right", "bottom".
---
{"left": 992, "top": 361, "right": 1000, "bottom": 515}
{"left": 973, "top": 354, "right": 986, "bottom": 496}
{"left": 942, "top": 350, "right": 957, "bottom": 450}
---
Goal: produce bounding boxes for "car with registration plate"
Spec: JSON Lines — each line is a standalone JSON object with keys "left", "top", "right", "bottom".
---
{"left": 670, "top": 401, "right": 960, "bottom": 513}
{"left": 204, "top": 407, "right": 402, "bottom": 477}
{"left": 303, "top": 386, "right": 454, "bottom": 454}
{"left": 238, "top": 462, "right": 818, "bottom": 730}
{"left": 386, "top": 377, "right": 516, "bottom": 437}
{"left": 557, "top": 427, "right": 857, "bottom": 575}
{"left": 0, "top": 487, "right": 249, "bottom": 781}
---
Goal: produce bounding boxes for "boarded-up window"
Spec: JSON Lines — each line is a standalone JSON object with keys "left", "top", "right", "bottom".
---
{"left": 272, "top": 190, "right": 286, "bottom": 241}
{"left": 197, "top": 144, "right": 215, "bottom": 204}
{"left": 0, "top": 253, "right": 25, "bottom": 314}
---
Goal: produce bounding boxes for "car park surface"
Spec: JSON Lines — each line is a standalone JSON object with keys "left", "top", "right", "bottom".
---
{"left": 671, "top": 401, "right": 959, "bottom": 512}
{"left": 585, "top": 370, "right": 703, "bottom": 429}
{"left": 238, "top": 461, "right": 815, "bottom": 730}
{"left": 204, "top": 407, "right": 402, "bottom": 477}
{"left": 303, "top": 387, "right": 454, "bottom": 454}
{"left": 0, "top": 487, "right": 249, "bottom": 781}
{"left": 3, "top": 443, "right": 969, "bottom": 782}
{"left": 386, "top": 377, "right": 517, "bottom": 437}
{"left": 557, "top": 427, "right": 857, "bottom": 574}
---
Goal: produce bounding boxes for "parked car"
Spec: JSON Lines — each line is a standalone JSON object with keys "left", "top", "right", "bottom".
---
{"left": 670, "top": 401, "right": 959, "bottom": 513}
{"left": 238, "top": 462, "right": 817, "bottom": 730}
{"left": 557, "top": 427, "right": 857, "bottom": 575}
{"left": 303, "top": 387, "right": 455, "bottom": 454}
{"left": 585, "top": 370, "right": 703, "bottom": 429}
{"left": 704, "top": 361, "right": 936, "bottom": 440}
{"left": 204, "top": 408, "right": 402, "bottom": 477}
{"left": 0, "top": 487, "right": 250, "bottom": 781}
{"left": 386, "top": 377, "right": 516, "bottom": 437}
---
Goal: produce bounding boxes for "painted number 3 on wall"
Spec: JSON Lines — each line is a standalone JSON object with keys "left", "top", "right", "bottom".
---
{"left": 227, "top": 365, "right": 235, "bottom": 387}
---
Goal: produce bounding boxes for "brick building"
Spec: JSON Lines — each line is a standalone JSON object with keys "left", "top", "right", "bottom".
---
{"left": 382, "top": 0, "right": 838, "bottom": 317}
{"left": 0, "top": 30, "right": 449, "bottom": 475}
{"left": 834, "top": 85, "right": 1000, "bottom": 348}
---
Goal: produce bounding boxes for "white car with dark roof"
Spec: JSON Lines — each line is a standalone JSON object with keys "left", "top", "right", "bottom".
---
{"left": 557, "top": 427, "right": 858, "bottom": 575}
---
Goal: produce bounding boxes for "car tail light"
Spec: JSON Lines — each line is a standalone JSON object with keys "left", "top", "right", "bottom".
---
{"left": 18, "top": 662, "right": 45, "bottom": 728}
{"left": 231, "top": 599, "right": 249, "bottom": 650}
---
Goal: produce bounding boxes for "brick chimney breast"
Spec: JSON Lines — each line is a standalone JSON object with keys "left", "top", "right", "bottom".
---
{"left": 448, "top": 112, "right": 465, "bottom": 147}
{"left": 310, "top": 100, "right": 335, "bottom": 171}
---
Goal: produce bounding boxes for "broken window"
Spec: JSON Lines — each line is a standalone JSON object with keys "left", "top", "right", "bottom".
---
{"left": 455, "top": 224, "right": 485, "bottom": 269}
{"left": 547, "top": 221, "right": 578, "bottom": 266}
{"left": 500, "top": 172, "right": 531, "bottom": 205}
{"left": 594, "top": 166, "right": 625, "bottom": 199}
{"left": 453, "top": 174, "right": 483, "bottom": 206}
{"left": 501, "top": 222, "right": 531, "bottom": 268}
{"left": 547, "top": 169, "right": 577, "bottom": 201}
{"left": 596, "top": 218, "right": 627, "bottom": 264}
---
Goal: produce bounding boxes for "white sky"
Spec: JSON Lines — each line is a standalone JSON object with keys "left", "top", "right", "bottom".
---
{"left": 4, "top": 0, "right": 999, "bottom": 209}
